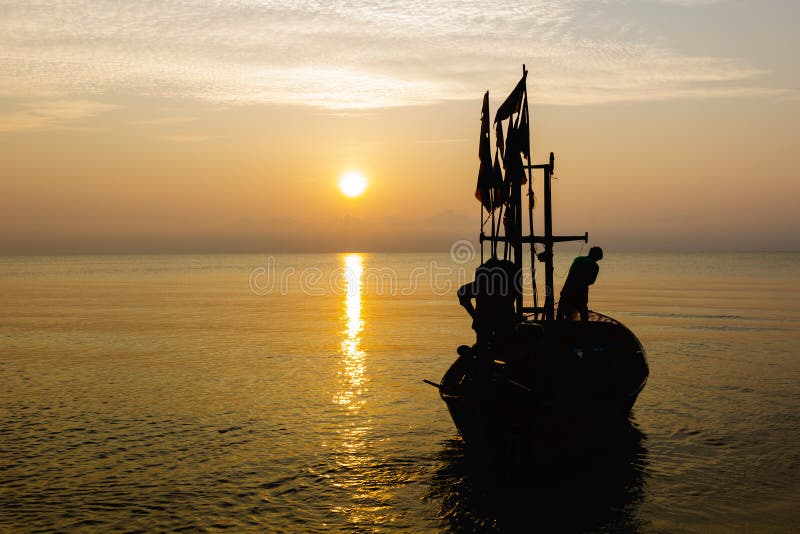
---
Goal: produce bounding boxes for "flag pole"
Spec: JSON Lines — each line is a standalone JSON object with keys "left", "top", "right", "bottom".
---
{"left": 480, "top": 200, "right": 485, "bottom": 264}
{"left": 522, "top": 77, "right": 538, "bottom": 315}
{"left": 490, "top": 195, "right": 496, "bottom": 259}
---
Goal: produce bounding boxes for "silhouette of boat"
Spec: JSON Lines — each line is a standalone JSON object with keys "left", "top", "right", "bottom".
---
{"left": 430, "top": 67, "right": 649, "bottom": 454}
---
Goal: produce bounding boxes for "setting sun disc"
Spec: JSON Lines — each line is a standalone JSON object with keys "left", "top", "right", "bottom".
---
{"left": 339, "top": 171, "right": 368, "bottom": 198}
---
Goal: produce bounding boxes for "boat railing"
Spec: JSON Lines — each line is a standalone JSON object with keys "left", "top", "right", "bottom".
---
{"left": 587, "top": 311, "right": 622, "bottom": 325}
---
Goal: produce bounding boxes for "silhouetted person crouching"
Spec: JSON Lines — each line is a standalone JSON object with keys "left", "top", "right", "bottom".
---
{"left": 557, "top": 246, "right": 603, "bottom": 321}
{"left": 458, "top": 257, "right": 517, "bottom": 358}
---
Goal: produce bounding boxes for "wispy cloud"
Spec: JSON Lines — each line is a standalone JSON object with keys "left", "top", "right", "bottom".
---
{"left": 0, "top": 0, "right": 785, "bottom": 109}
{"left": 160, "top": 134, "right": 215, "bottom": 142}
{"left": 0, "top": 100, "right": 116, "bottom": 132}
{"left": 131, "top": 115, "right": 196, "bottom": 126}
{"left": 417, "top": 138, "right": 470, "bottom": 144}
{"left": 648, "top": 0, "right": 728, "bottom": 5}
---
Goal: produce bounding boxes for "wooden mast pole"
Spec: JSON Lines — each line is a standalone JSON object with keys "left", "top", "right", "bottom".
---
{"left": 522, "top": 66, "right": 538, "bottom": 318}
{"left": 543, "top": 152, "right": 555, "bottom": 320}
{"left": 509, "top": 65, "right": 527, "bottom": 318}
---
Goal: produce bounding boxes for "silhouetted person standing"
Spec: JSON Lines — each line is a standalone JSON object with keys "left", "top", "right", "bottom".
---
{"left": 458, "top": 257, "right": 517, "bottom": 358}
{"left": 557, "top": 246, "right": 603, "bottom": 321}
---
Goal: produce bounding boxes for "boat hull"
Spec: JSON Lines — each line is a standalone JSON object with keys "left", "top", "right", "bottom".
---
{"left": 440, "top": 312, "right": 648, "bottom": 455}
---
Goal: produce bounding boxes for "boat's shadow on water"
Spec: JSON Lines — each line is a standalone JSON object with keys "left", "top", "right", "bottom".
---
{"left": 427, "top": 420, "right": 649, "bottom": 533}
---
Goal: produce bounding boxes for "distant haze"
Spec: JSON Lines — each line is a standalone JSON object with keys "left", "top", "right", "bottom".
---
{"left": 1, "top": 1, "right": 798, "bottom": 254}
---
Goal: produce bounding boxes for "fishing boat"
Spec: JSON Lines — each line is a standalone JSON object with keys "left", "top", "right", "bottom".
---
{"left": 430, "top": 67, "right": 649, "bottom": 455}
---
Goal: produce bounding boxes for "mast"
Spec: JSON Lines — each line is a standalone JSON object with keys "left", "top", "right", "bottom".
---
{"left": 511, "top": 141, "right": 523, "bottom": 316}
{"left": 542, "top": 153, "right": 554, "bottom": 320}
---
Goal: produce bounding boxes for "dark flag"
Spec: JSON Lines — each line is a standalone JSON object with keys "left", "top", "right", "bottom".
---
{"left": 475, "top": 91, "right": 494, "bottom": 211}
{"left": 495, "top": 120, "right": 504, "bottom": 157}
{"left": 503, "top": 120, "right": 527, "bottom": 187}
{"left": 519, "top": 94, "right": 531, "bottom": 162}
{"left": 494, "top": 71, "right": 527, "bottom": 123}
{"left": 492, "top": 149, "right": 506, "bottom": 208}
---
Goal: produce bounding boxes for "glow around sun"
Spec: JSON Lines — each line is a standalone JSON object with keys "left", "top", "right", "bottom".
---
{"left": 338, "top": 171, "right": 368, "bottom": 198}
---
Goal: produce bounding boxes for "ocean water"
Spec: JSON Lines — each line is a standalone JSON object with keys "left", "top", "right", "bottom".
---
{"left": 1, "top": 251, "right": 798, "bottom": 532}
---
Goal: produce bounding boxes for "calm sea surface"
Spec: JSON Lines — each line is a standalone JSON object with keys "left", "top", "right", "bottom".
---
{"left": 1, "top": 252, "right": 798, "bottom": 532}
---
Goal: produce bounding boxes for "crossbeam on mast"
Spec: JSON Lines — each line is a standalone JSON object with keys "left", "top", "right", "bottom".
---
{"left": 479, "top": 233, "right": 588, "bottom": 245}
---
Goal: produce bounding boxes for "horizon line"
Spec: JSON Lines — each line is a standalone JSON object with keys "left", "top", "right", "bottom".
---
{"left": 1, "top": 248, "right": 799, "bottom": 258}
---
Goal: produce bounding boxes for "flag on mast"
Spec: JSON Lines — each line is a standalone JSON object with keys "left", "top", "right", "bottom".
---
{"left": 495, "top": 120, "right": 504, "bottom": 157}
{"left": 475, "top": 91, "right": 494, "bottom": 211}
{"left": 519, "top": 94, "right": 531, "bottom": 162}
{"left": 492, "top": 149, "right": 505, "bottom": 208}
{"left": 498, "top": 70, "right": 529, "bottom": 186}
{"left": 503, "top": 121, "right": 526, "bottom": 188}
{"left": 494, "top": 71, "right": 527, "bottom": 124}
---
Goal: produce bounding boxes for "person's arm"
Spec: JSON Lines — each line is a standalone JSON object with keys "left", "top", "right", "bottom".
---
{"left": 586, "top": 263, "right": 599, "bottom": 286}
{"left": 458, "top": 283, "right": 477, "bottom": 320}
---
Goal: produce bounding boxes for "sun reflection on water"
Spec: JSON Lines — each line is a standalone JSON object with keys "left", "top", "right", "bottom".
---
{"left": 334, "top": 253, "right": 367, "bottom": 410}
{"left": 329, "top": 254, "right": 398, "bottom": 525}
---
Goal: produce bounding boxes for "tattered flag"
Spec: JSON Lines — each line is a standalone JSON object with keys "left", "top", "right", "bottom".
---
{"left": 475, "top": 91, "right": 494, "bottom": 211}
{"left": 503, "top": 121, "right": 527, "bottom": 187}
{"left": 492, "top": 149, "right": 506, "bottom": 208}
{"left": 495, "top": 120, "right": 504, "bottom": 157}
{"left": 519, "top": 94, "right": 531, "bottom": 162}
{"left": 494, "top": 71, "right": 527, "bottom": 124}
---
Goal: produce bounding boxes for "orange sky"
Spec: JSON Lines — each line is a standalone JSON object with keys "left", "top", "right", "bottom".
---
{"left": 1, "top": 1, "right": 798, "bottom": 254}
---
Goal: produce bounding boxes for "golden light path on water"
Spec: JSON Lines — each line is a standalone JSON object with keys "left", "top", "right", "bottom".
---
{"left": 331, "top": 253, "right": 394, "bottom": 525}
{"left": 335, "top": 253, "right": 366, "bottom": 411}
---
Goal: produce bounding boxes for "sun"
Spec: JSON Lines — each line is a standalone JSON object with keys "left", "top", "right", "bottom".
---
{"left": 338, "top": 171, "right": 368, "bottom": 198}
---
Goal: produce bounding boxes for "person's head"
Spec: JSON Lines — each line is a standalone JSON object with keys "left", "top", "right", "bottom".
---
{"left": 588, "top": 246, "right": 604, "bottom": 261}
{"left": 483, "top": 257, "right": 500, "bottom": 268}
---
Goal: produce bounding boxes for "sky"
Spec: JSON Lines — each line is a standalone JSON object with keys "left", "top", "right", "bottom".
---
{"left": 1, "top": 0, "right": 798, "bottom": 254}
